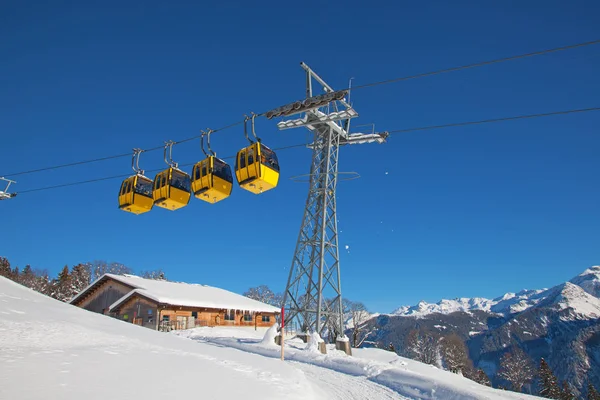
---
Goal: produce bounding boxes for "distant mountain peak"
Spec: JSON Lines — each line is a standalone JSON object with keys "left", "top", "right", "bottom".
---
{"left": 570, "top": 265, "right": 600, "bottom": 298}
{"left": 391, "top": 265, "right": 600, "bottom": 319}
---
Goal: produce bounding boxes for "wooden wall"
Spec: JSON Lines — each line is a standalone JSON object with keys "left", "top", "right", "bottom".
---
{"left": 75, "top": 279, "right": 134, "bottom": 314}
{"left": 112, "top": 295, "right": 278, "bottom": 331}
{"left": 116, "top": 295, "right": 158, "bottom": 330}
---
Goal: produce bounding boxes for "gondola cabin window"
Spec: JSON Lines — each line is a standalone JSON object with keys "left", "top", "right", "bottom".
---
{"left": 213, "top": 159, "right": 232, "bottom": 182}
{"left": 170, "top": 170, "right": 190, "bottom": 192}
{"left": 135, "top": 178, "right": 152, "bottom": 197}
{"left": 260, "top": 144, "right": 280, "bottom": 172}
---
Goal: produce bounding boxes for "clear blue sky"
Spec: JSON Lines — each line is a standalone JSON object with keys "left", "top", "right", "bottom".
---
{"left": 1, "top": 1, "right": 599, "bottom": 313}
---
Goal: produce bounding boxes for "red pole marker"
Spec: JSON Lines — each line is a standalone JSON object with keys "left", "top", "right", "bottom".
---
{"left": 280, "top": 307, "right": 285, "bottom": 361}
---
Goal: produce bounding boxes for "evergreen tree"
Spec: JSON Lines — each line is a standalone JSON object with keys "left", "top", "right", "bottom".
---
{"left": 70, "top": 264, "right": 91, "bottom": 294}
{"left": 34, "top": 271, "right": 51, "bottom": 296}
{"left": 587, "top": 382, "right": 600, "bottom": 400}
{"left": 19, "top": 265, "right": 36, "bottom": 289}
{"left": 473, "top": 369, "right": 491, "bottom": 387}
{"left": 538, "top": 358, "right": 561, "bottom": 399}
{"left": 0, "top": 257, "right": 11, "bottom": 278}
{"left": 51, "top": 265, "right": 72, "bottom": 302}
{"left": 497, "top": 347, "right": 535, "bottom": 393}
{"left": 560, "top": 381, "right": 574, "bottom": 400}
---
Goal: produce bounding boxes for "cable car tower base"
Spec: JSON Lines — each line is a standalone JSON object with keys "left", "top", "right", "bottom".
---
{"left": 272, "top": 62, "right": 387, "bottom": 355}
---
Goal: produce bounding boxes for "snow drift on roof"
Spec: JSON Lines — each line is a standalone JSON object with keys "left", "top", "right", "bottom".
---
{"left": 99, "top": 274, "right": 280, "bottom": 313}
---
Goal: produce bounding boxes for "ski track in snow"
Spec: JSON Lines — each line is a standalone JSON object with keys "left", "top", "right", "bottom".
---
{"left": 293, "top": 360, "right": 407, "bottom": 400}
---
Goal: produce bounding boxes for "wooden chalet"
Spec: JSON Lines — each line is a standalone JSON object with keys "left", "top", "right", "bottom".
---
{"left": 69, "top": 274, "right": 280, "bottom": 331}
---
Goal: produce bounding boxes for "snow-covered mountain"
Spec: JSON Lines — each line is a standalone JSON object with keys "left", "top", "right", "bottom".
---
{"left": 362, "top": 265, "right": 600, "bottom": 398}
{"left": 391, "top": 266, "right": 600, "bottom": 319}
{"left": 570, "top": 265, "right": 600, "bottom": 298}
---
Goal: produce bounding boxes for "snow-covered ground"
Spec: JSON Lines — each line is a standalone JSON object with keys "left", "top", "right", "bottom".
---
{"left": 1, "top": 276, "right": 541, "bottom": 399}
{"left": 173, "top": 326, "right": 541, "bottom": 400}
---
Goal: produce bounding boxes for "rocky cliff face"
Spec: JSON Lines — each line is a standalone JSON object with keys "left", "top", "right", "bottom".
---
{"left": 358, "top": 266, "right": 600, "bottom": 398}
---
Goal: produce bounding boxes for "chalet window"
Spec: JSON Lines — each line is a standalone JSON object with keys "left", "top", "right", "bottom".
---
{"left": 243, "top": 313, "right": 252, "bottom": 322}
{"left": 162, "top": 315, "right": 170, "bottom": 322}
{"left": 224, "top": 310, "right": 235, "bottom": 321}
{"left": 261, "top": 315, "right": 270, "bottom": 322}
{"left": 191, "top": 311, "right": 198, "bottom": 318}
{"left": 148, "top": 309, "right": 152, "bottom": 315}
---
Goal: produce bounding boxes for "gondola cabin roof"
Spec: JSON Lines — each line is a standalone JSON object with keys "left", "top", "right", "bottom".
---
{"left": 70, "top": 273, "right": 280, "bottom": 314}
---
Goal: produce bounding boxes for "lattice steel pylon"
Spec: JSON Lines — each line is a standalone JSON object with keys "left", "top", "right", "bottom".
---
{"left": 271, "top": 62, "right": 387, "bottom": 346}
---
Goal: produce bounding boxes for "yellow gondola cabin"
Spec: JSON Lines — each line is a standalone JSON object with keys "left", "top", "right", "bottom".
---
{"left": 152, "top": 167, "right": 191, "bottom": 210}
{"left": 191, "top": 156, "right": 233, "bottom": 203}
{"left": 235, "top": 142, "right": 279, "bottom": 194}
{"left": 118, "top": 174, "right": 154, "bottom": 215}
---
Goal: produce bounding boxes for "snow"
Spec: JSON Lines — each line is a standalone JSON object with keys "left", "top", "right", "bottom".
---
{"left": 536, "top": 282, "right": 600, "bottom": 320}
{"left": 71, "top": 273, "right": 279, "bottom": 313}
{"left": 390, "top": 265, "right": 599, "bottom": 319}
{"left": 0, "top": 277, "right": 312, "bottom": 400}
{"left": 1, "top": 276, "right": 543, "bottom": 399}
{"left": 175, "top": 326, "right": 542, "bottom": 400}
{"left": 569, "top": 265, "right": 600, "bottom": 298}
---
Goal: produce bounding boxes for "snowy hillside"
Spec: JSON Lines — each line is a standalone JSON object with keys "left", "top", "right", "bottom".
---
{"left": 0, "top": 275, "right": 542, "bottom": 399}
{"left": 391, "top": 265, "right": 600, "bottom": 319}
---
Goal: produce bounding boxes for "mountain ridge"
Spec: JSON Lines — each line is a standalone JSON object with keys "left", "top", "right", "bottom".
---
{"left": 390, "top": 266, "right": 600, "bottom": 319}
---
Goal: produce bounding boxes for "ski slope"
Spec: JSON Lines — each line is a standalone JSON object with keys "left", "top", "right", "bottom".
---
{"left": 0, "top": 276, "right": 541, "bottom": 399}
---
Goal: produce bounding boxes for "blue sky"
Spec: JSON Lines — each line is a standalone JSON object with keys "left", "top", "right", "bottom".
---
{"left": 1, "top": 1, "right": 598, "bottom": 313}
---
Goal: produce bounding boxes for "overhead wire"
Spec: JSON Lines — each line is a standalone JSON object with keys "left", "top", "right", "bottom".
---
{"left": 3, "top": 38, "right": 598, "bottom": 179}
{"left": 16, "top": 106, "right": 600, "bottom": 194}
{"left": 346, "top": 39, "right": 600, "bottom": 91}
{"left": 386, "top": 107, "right": 600, "bottom": 135}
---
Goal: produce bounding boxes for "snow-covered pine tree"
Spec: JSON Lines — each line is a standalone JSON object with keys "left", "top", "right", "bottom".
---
{"left": 0, "top": 257, "right": 11, "bottom": 278}
{"left": 560, "top": 381, "right": 574, "bottom": 400}
{"left": 440, "top": 333, "right": 472, "bottom": 375}
{"left": 497, "top": 347, "right": 535, "bottom": 393}
{"left": 587, "top": 382, "right": 600, "bottom": 400}
{"left": 33, "top": 272, "right": 51, "bottom": 296}
{"left": 538, "top": 358, "right": 562, "bottom": 399}
{"left": 473, "top": 369, "right": 492, "bottom": 386}
{"left": 70, "top": 264, "right": 91, "bottom": 295}
{"left": 12, "top": 266, "right": 19, "bottom": 281}
{"left": 51, "top": 266, "right": 72, "bottom": 302}
{"left": 18, "top": 265, "right": 36, "bottom": 289}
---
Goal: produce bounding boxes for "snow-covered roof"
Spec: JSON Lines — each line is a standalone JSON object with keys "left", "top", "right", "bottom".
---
{"left": 74, "top": 273, "right": 280, "bottom": 313}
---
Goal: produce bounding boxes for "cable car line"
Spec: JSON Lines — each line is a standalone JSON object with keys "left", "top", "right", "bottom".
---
{"left": 386, "top": 106, "right": 600, "bottom": 135}
{"left": 2, "top": 152, "right": 132, "bottom": 178}
{"left": 346, "top": 38, "right": 600, "bottom": 91}
{"left": 3, "top": 38, "right": 597, "bottom": 179}
{"left": 14, "top": 107, "right": 598, "bottom": 195}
